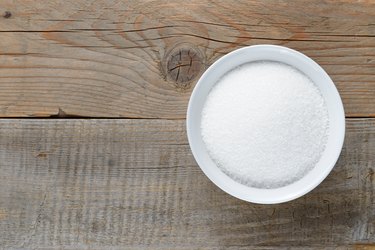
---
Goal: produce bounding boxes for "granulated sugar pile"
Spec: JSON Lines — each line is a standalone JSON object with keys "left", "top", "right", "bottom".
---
{"left": 201, "top": 61, "right": 329, "bottom": 189}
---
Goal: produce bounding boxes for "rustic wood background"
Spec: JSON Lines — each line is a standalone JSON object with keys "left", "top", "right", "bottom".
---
{"left": 0, "top": 0, "right": 374, "bottom": 249}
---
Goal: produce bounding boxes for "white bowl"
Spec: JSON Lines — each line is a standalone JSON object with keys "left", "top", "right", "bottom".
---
{"left": 186, "top": 45, "right": 345, "bottom": 204}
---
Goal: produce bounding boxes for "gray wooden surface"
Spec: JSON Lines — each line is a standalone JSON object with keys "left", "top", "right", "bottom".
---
{"left": 0, "top": 0, "right": 375, "bottom": 249}
{"left": 0, "top": 0, "right": 374, "bottom": 118}
{"left": 0, "top": 119, "right": 374, "bottom": 249}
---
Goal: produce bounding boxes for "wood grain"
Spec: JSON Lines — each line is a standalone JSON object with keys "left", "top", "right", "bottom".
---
{"left": 0, "top": 0, "right": 374, "bottom": 118}
{"left": 0, "top": 118, "right": 374, "bottom": 249}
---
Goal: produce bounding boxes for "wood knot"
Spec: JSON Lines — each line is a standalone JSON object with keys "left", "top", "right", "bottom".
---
{"left": 163, "top": 44, "right": 204, "bottom": 90}
{"left": 3, "top": 11, "right": 12, "bottom": 18}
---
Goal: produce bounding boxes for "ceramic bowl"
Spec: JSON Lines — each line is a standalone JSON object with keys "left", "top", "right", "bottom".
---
{"left": 186, "top": 45, "right": 345, "bottom": 204}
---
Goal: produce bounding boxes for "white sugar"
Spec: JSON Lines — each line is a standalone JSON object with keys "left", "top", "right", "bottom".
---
{"left": 201, "top": 61, "right": 329, "bottom": 189}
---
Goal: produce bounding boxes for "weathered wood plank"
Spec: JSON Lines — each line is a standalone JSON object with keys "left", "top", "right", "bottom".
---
{"left": 0, "top": 1, "right": 374, "bottom": 118}
{"left": 0, "top": 118, "right": 374, "bottom": 249}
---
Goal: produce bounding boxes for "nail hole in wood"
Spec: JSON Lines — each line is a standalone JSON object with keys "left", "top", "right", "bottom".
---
{"left": 3, "top": 11, "right": 12, "bottom": 18}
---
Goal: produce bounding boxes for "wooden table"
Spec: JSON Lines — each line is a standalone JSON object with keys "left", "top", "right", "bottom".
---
{"left": 0, "top": 1, "right": 374, "bottom": 249}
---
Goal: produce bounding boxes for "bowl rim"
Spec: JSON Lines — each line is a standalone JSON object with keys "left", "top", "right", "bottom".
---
{"left": 186, "top": 44, "right": 345, "bottom": 204}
